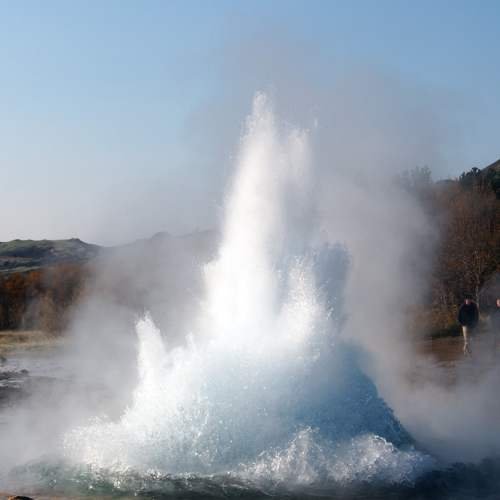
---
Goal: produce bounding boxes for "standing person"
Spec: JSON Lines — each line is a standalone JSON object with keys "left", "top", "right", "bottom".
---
{"left": 489, "top": 298, "right": 500, "bottom": 356}
{"left": 458, "top": 296, "right": 479, "bottom": 356}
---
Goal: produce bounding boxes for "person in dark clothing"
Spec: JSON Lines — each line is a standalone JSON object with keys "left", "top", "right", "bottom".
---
{"left": 489, "top": 298, "right": 500, "bottom": 356}
{"left": 458, "top": 297, "right": 479, "bottom": 355}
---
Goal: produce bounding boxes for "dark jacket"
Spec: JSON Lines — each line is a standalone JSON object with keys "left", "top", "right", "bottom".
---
{"left": 458, "top": 302, "right": 479, "bottom": 329}
{"left": 490, "top": 306, "right": 500, "bottom": 332}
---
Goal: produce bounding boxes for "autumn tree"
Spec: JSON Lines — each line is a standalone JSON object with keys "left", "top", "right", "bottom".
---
{"left": 427, "top": 169, "right": 499, "bottom": 333}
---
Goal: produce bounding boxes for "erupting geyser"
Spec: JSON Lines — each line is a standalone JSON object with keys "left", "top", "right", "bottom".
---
{"left": 63, "top": 94, "right": 433, "bottom": 489}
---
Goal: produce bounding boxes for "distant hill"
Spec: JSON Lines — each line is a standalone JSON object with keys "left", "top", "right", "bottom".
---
{"left": 484, "top": 158, "right": 500, "bottom": 173}
{"left": 0, "top": 238, "right": 101, "bottom": 274}
{"left": 0, "top": 230, "right": 217, "bottom": 332}
{"left": 457, "top": 158, "right": 500, "bottom": 199}
{"left": 0, "top": 230, "right": 217, "bottom": 275}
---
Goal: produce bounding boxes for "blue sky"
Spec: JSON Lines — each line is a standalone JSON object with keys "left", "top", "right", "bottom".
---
{"left": 0, "top": 1, "right": 499, "bottom": 243}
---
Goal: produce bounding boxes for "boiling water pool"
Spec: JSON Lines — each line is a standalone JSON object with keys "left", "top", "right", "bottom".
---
{"left": 2, "top": 335, "right": 500, "bottom": 500}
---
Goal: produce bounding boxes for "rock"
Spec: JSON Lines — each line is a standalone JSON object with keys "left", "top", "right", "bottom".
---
{"left": 8, "top": 496, "right": 35, "bottom": 500}
{"left": 0, "top": 370, "right": 29, "bottom": 381}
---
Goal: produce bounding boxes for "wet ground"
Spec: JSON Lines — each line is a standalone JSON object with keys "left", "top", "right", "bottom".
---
{"left": 419, "top": 334, "right": 499, "bottom": 365}
{"left": 415, "top": 332, "right": 500, "bottom": 387}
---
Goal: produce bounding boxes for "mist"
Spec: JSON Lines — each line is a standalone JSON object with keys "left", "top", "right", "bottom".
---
{"left": 1, "top": 33, "right": 499, "bottom": 496}
{"left": 87, "top": 49, "right": 500, "bottom": 464}
{"left": 180, "top": 36, "right": 500, "bottom": 462}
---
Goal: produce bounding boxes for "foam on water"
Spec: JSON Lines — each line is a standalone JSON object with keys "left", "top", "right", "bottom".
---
{"left": 242, "top": 429, "right": 432, "bottom": 485}
{"left": 63, "top": 93, "right": 434, "bottom": 488}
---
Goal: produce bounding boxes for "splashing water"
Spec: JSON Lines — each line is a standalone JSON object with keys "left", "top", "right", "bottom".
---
{"left": 62, "top": 94, "right": 434, "bottom": 491}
